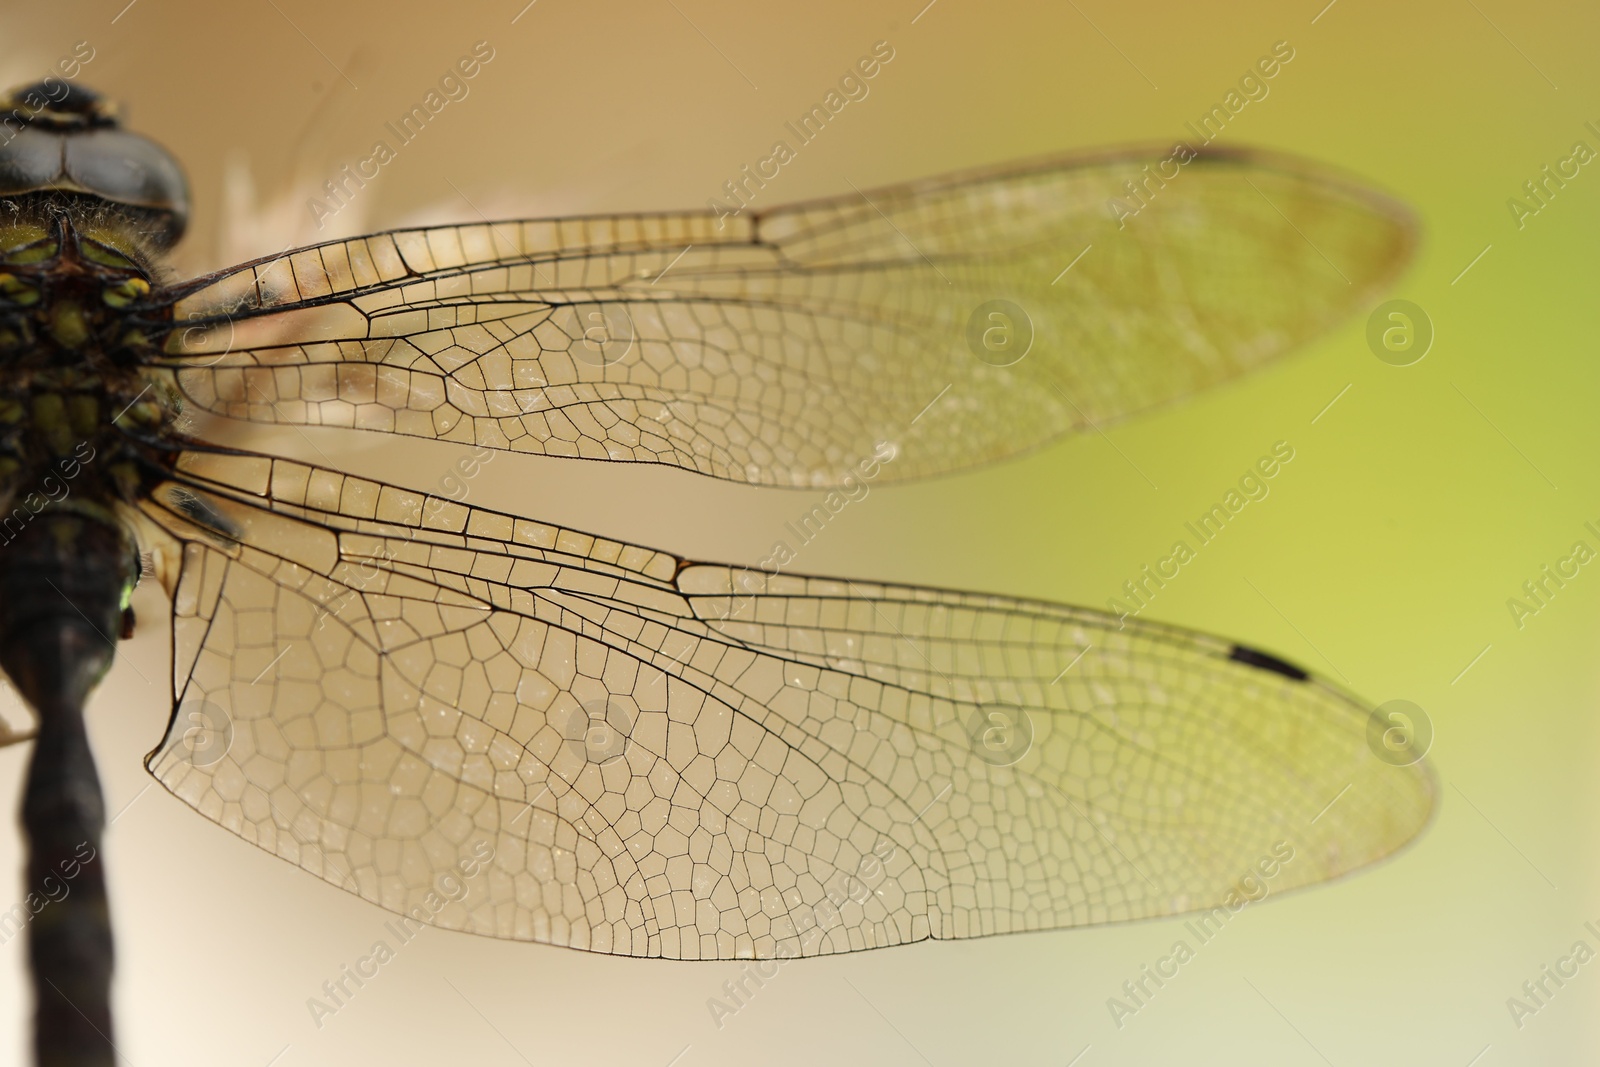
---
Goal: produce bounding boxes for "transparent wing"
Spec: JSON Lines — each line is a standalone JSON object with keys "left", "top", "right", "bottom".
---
{"left": 157, "top": 147, "right": 1415, "bottom": 486}
{"left": 139, "top": 451, "right": 1434, "bottom": 958}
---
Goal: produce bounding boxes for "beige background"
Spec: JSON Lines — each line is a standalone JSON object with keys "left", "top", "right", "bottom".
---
{"left": 2, "top": 0, "right": 1599, "bottom": 1064}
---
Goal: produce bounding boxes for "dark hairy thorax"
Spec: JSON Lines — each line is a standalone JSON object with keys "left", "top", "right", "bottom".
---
{"left": 0, "top": 205, "right": 179, "bottom": 536}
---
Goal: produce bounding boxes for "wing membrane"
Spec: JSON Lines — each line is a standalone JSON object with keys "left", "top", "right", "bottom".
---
{"left": 158, "top": 148, "right": 1415, "bottom": 486}
{"left": 138, "top": 451, "right": 1434, "bottom": 958}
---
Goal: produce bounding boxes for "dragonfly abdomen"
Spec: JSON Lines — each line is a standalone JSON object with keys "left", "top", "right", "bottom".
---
{"left": 0, "top": 511, "right": 134, "bottom": 1067}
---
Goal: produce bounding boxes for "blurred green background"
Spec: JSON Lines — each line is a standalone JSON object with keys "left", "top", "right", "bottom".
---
{"left": 2, "top": 0, "right": 1598, "bottom": 1063}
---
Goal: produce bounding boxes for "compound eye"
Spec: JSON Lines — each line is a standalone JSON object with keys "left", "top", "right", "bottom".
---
{"left": 64, "top": 129, "right": 190, "bottom": 245}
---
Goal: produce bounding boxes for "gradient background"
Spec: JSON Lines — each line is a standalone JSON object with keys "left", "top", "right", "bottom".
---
{"left": 1, "top": 1, "right": 1597, "bottom": 1064}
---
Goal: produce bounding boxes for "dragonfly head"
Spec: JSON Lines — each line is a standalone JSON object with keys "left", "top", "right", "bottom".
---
{"left": 0, "top": 81, "right": 189, "bottom": 248}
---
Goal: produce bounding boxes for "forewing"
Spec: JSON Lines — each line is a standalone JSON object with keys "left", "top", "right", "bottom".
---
{"left": 160, "top": 147, "right": 1414, "bottom": 486}
{"left": 141, "top": 452, "right": 1434, "bottom": 958}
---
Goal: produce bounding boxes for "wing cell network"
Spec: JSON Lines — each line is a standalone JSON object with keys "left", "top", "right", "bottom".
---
{"left": 158, "top": 148, "right": 1415, "bottom": 486}
{"left": 139, "top": 451, "right": 1434, "bottom": 959}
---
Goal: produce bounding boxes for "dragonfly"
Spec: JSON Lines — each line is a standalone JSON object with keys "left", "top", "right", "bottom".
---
{"left": 0, "top": 79, "right": 1433, "bottom": 1067}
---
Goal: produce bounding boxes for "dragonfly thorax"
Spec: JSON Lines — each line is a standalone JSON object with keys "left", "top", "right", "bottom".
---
{"left": 0, "top": 208, "right": 175, "bottom": 563}
{"left": 0, "top": 209, "right": 166, "bottom": 358}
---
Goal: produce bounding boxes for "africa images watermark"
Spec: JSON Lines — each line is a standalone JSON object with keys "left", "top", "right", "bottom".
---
{"left": 706, "top": 39, "right": 897, "bottom": 228}
{"left": 305, "top": 839, "right": 496, "bottom": 1029}
{"left": 0, "top": 440, "right": 96, "bottom": 547}
{"left": 724, "top": 440, "right": 899, "bottom": 616}
{"left": 1505, "top": 120, "right": 1600, "bottom": 230}
{"left": 1107, "top": 39, "right": 1296, "bottom": 228}
{"left": 1106, "top": 840, "right": 1296, "bottom": 1029}
{"left": 0, "top": 841, "right": 96, "bottom": 947}
{"left": 306, "top": 40, "right": 497, "bottom": 230}
{"left": 1504, "top": 920, "right": 1600, "bottom": 1030}
{"left": 0, "top": 40, "right": 97, "bottom": 145}
{"left": 1107, "top": 441, "right": 1296, "bottom": 626}
{"left": 705, "top": 837, "right": 899, "bottom": 1029}
{"left": 1503, "top": 519, "right": 1600, "bottom": 631}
